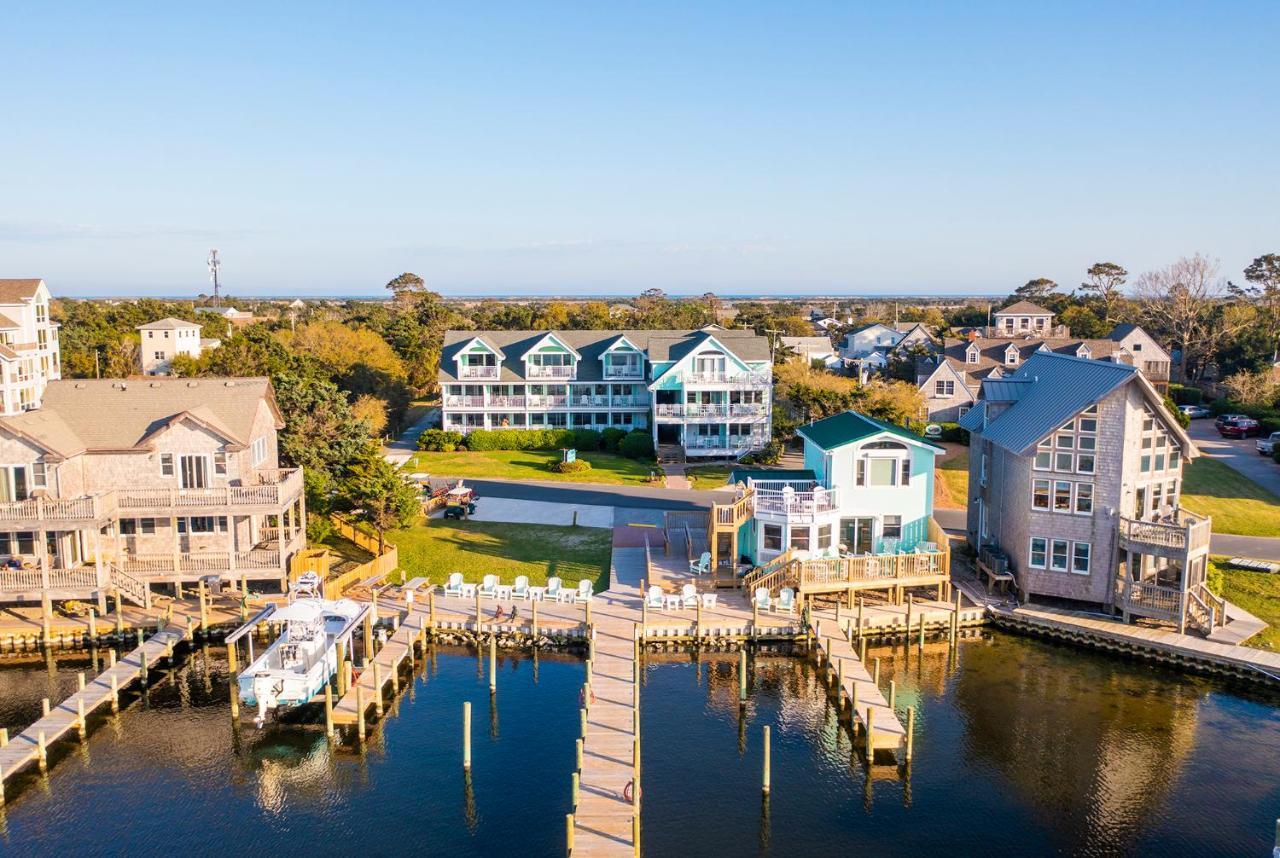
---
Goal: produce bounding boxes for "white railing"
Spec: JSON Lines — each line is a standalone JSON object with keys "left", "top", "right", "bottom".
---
{"left": 0, "top": 566, "right": 101, "bottom": 594}
{"left": 656, "top": 403, "right": 767, "bottom": 419}
{"left": 685, "top": 434, "right": 769, "bottom": 450}
{"left": 116, "top": 468, "right": 303, "bottom": 511}
{"left": 685, "top": 371, "right": 729, "bottom": 383}
{"left": 0, "top": 493, "right": 114, "bottom": 524}
{"left": 444, "top": 395, "right": 486, "bottom": 408}
{"left": 753, "top": 487, "right": 839, "bottom": 518}
{"left": 528, "top": 395, "right": 569, "bottom": 407}
{"left": 488, "top": 395, "right": 526, "bottom": 408}
{"left": 527, "top": 365, "right": 575, "bottom": 379}
{"left": 458, "top": 365, "right": 499, "bottom": 379}
{"left": 119, "top": 548, "right": 284, "bottom": 579}
{"left": 604, "top": 367, "right": 645, "bottom": 379}
{"left": 610, "top": 396, "right": 649, "bottom": 407}
{"left": 109, "top": 564, "right": 149, "bottom": 605}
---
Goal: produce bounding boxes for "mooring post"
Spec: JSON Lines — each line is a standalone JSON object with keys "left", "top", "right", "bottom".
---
{"left": 42, "top": 697, "right": 50, "bottom": 717}
{"left": 752, "top": 598, "right": 759, "bottom": 641}
{"left": 696, "top": 596, "right": 702, "bottom": 638}
{"left": 837, "top": 658, "right": 845, "bottom": 707}
{"left": 919, "top": 613, "right": 926, "bottom": 650}
{"left": 41, "top": 592, "right": 52, "bottom": 648}
{"left": 859, "top": 637, "right": 867, "bottom": 662}
{"left": 865, "top": 707, "right": 875, "bottom": 758}
{"left": 531, "top": 597, "right": 539, "bottom": 636}
{"left": 0, "top": 727, "right": 8, "bottom": 747}
{"left": 584, "top": 596, "right": 591, "bottom": 629}
{"left": 110, "top": 673, "right": 119, "bottom": 712}
{"left": 905, "top": 593, "right": 913, "bottom": 634}
{"left": 114, "top": 588, "right": 124, "bottom": 637}
{"left": 739, "top": 648, "right": 748, "bottom": 707}
{"left": 78, "top": 671, "right": 86, "bottom": 692}
{"left": 324, "top": 682, "right": 334, "bottom": 739}
{"left": 373, "top": 662, "right": 384, "bottom": 717}
{"left": 873, "top": 656, "right": 881, "bottom": 687}
{"left": 642, "top": 582, "right": 648, "bottom": 629}
{"left": 88, "top": 608, "right": 97, "bottom": 642}
{"left": 428, "top": 587, "right": 437, "bottom": 631}
{"left": 952, "top": 589, "right": 961, "bottom": 644}
{"left": 888, "top": 679, "right": 896, "bottom": 711}
{"left": 571, "top": 771, "right": 580, "bottom": 809}
{"left": 856, "top": 596, "right": 864, "bottom": 640}
{"left": 633, "top": 814, "right": 640, "bottom": 858}
{"left": 364, "top": 609, "right": 375, "bottom": 660}
{"left": 575, "top": 737, "right": 583, "bottom": 771}
{"left": 463, "top": 701, "right": 472, "bottom": 770}
{"left": 566, "top": 813, "right": 575, "bottom": 855}
{"left": 906, "top": 706, "right": 915, "bottom": 763}
{"left": 850, "top": 679, "right": 858, "bottom": 715}
{"left": 489, "top": 636, "right": 497, "bottom": 693}
{"left": 356, "top": 687, "right": 366, "bottom": 743}
{"left": 37, "top": 731, "right": 48, "bottom": 771}
{"left": 762, "top": 725, "right": 771, "bottom": 795}
{"left": 579, "top": 707, "right": 587, "bottom": 738}
{"left": 198, "top": 579, "right": 208, "bottom": 633}
{"left": 474, "top": 589, "right": 482, "bottom": 630}
{"left": 77, "top": 697, "right": 86, "bottom": 738}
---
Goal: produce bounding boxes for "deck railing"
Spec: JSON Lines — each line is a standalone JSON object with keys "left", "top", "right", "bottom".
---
{"left": 116, "top": 468, "right": 303, "bottom": 511}
{"left": 1119, "top": 511, "right": 1211, "bottom": 553}
{"left": 752, "top": 487, "right": 838, "bottom": 519}
{"left": 458, "top": 365, "right": 499, "bottom": 379}
{"left": 0, "top": 566, "right": 101, "bottom": 595}
{"left": 1118, "top": 579, "right": 1182, "bottom": 621}
{"left": 527, "top": 365, "right": 575, "bottom": 379}
{"left": 0, "top": 493, "right": 115, "bottom": 525}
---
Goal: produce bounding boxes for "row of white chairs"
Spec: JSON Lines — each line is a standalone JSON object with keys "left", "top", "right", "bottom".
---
{"left": 440, "top": 572, "right": 593, "bottom": 603}
{"left": 645, "top": 583, "right": 716, "bottom": 610}
{"left": 753, "top": 586, "right": 796, "bottom": 614}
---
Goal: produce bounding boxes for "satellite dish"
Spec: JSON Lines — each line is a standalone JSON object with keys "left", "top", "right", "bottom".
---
{"left": 924, "top": 424, "right": 943, "bottom": 438}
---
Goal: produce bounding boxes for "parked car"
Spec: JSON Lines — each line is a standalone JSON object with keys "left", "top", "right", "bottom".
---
{"left": 1178, "top": 404, "right": 1211, "bottom": 419}
{"left": 1214, "top": 413, "right": 1249, "bottom": 431}
{"left": 1219, "top": 417, "right": 1261, "bottom": 439}
{"left": 1258, "top": 432, "right": 1280, "bottom": 456}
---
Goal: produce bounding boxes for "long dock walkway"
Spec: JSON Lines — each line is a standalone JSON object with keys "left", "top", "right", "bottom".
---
{"left": 809, "top": 614, "right": 905, "bottom": 754}
{"left": 332, "top": 610, "right": 427, "bottom": 727}
{"left": 0, "top": 624, "right": 187, "bottom": 794}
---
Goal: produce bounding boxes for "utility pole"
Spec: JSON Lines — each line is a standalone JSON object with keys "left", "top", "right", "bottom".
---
{"left": 207, "top": 249, "right": 222, "bottom": 308}
{"left": 764, "top": 327, "right": 782, "bottom": 363}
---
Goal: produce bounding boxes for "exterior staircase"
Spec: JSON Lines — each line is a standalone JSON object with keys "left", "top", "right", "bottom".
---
{"left": 109, "top": 563, "right": 152, "bottom": 608}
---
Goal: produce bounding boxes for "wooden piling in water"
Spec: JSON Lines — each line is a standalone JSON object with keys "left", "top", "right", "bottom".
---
{"left": 77, "top": 698, "right": 86, "bottom": 738}
{"left": 88, "top": 608, "right": 97, "bottom": 641}
{"left": 489, "top": 636, "right": 497, "bottom": 693}
{"left": 919, "top": 612, "right": 926, "bottom": 649}
{"left": 739, "top": 648, "right": 748, "bottom": 706}
{"left": 198, "top": 580, "right": 208, "bottom": 632}
{"left": 762, "top": 725, "right": 771, "bottom": 795}
{"left": 865, "top": 707, "right": 875, "bottom": 758}
{"left": 571, "top": 771, "right": 579, "bottom": 809}
{"left": 1, "top": 727, "right": 8, "bottom": 747}
{"left": 575, "top": 737, "right": 583, "bottom": 771}
{"left": 37, "top": 730, "right": 47, "bottom": 772}
{"left": 463, "top": 701, "right": 472, "bottom": 770}
{"left": 228, "top": 640, "right": 240, "bottom": 719}
{"left": 888, "top": 680, "right": 896, "bottom": 711}
{"left": 429, "top": 588, "right": 437, "bottom": 631}
{"left": 873, "top": 656, "right": 881, "bottom": 686}
{"left": 906, "top": 706, "right": 915, "bottom": 763}
{"left": 324, "top": 682, "right": 334, "bottom": 738}
{"left": 374, "top": 663, "right": 384, "bottom": 716}
{"left": 42, "top": 697, "right": 50, "bottom": 717}
{"left": 474, "top": 589, "right": 482, "bottom": 629}
{"left": 356, "top": 687, "right": 366, "bottom": 743}
{"left": 531, "top": 598, "right": 538, "bottom": 636}
{"left": 566, "top": 813, "right": 574, "bottom": 855}
{"left": 336, "top": 640, "right": 347, "bottom": 696}
{"left": 905, "top": 593, "right": 913, "bottom": 634}
{"left": 110, "top": 673, "right": 119, "bottom": 712}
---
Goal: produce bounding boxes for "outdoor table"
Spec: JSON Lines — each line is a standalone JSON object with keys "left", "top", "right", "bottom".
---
{"left": 701, "top": 593, "right": 718, "bottom": 608}
{"left": 460, "top": 583, "right": 477, "bottom": 599}
{"left": 528, "top": 586, "right": 546, "bottom": 602}
{"left": 664, "top": 594, "right": 681, "bottom": 611}
{"left": 496, "top": 584, "right": 514, "bottom": 601}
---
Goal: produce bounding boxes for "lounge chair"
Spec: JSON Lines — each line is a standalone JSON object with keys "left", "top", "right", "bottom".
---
{"left": 646, "top": 585, "right": 665, "bottom": 609}
{"left": 681, "top": 584, "right": 699, "bottom": 609}
{"left": 573, "top": 580, "right": 593, "bottom": 603}
{"left": 511, "top": 575, "right": 530, "bottom": 600}
{"left": 753, "top": 587, "right": 771, "bottom": 611}
{"left": 689, "top": 551, "right": 711, "bottom": 575}
{"left": 545, "top": 577, "right": 565, "bottom": 602}
{"left": 444, "top": 572, "right": 464, "bottom": 598}
{"left": 776, "top": 587, "right": 796, "bottom": 615}
{"left": 478, "top": 574, "right": 498, "bottom": 599}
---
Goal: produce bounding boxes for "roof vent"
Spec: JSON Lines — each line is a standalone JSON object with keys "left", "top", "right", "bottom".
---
{"left": 149, "top": 382, "right": 160, "bottom": 387}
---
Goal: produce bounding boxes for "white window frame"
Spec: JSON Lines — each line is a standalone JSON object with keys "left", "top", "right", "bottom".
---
{"left": 1050, "top": 539, "right": 1069, "bottom": 572}
{"left": 1032, "top": 478, "right": 1050, "bottom": 510}
{"left": 251, "top": 437, "right": 268, "bottom": 467}
{"left": 934, "top": 379, "right": 955, "bottom": 397}
{"left": 1071, "top": 542, "right": 1091, "bottom": 575}
{"left": 1074, "top": 483, "right": 1093, "bottom": 515}
{"left": 1029, "top": 537, "right": 1047, "bottom": 569}
{"left": 159, "top": 453, "right": 175, "bottom": 477}
{"left": 213, "top": 450, "right": 227, "bottom": 476}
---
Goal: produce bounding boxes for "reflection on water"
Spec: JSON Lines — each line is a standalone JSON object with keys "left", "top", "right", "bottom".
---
{"left": 1, "top": 633, "right": 1278, "bottom": 856}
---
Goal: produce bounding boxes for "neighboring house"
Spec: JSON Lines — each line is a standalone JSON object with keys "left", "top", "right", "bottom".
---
{"left": 137, "top": 318, "right": 221, "bottom": 375}
{"left": 916, "top": 322, "right": 1171, "bottom": 421}
{"left": 197, "top": 306, "right": 255, "bottom": 327}
{"left": 438, "top": 327, "right": 773, "bottom": 458}
{"left": 840, "top": 322, "right": 933, "bottom": 360}
{"left": 712, "top": 411, "right": 944, "bottom": 569}
{"left": 0, "top": 279, "right": 61, "bottom": 416}
{"left": 959, "top": 352, "right": 1216, "bottom": 634}
{"left": 779, "top": 336, "right": 839, "bottom": 368}
{"left": 0, "top": 376, "right": 306, "bottom": 607}
{"left": 988, "top": 301, "right": 1068, "bottom": 337}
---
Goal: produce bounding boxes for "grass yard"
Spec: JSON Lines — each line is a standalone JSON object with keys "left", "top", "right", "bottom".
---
{"left": 934, "top": 447, "right": 969, "bottom": 510}
{"left": 386, "top": 517, "right": 613, "bottom": 592}
{"left": 1208, "top": 557, "right": 1280, "bottom": 652}
{"left": 405, "top": 450, "right": 657, "bottom": 486}
{"left": 317, "top": 532, "right": 375, "bottom": 575}
{"left": 684, "top": 465, "right": 731, "bottom": 491}
{"left": 1180, "top": 457, "right": 1280, "bottom": 537}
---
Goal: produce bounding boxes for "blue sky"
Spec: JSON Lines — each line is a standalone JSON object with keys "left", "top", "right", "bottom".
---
{"left": 2, "top": 2, "right": 1276, "bottom": 297}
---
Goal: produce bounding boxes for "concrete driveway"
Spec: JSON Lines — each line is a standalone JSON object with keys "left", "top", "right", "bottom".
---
{"left": 1186, "top": 419, "right": 1280, "bottom": 498}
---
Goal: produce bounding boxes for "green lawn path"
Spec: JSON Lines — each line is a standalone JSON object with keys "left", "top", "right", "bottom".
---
{"left": 405, "top": 450, "right": 657, "bottom": 486}
{"left": 1208, "top": 557, "right": 1280, "bottom": 652}
{"left": 1181, "top": 457, "right": 1280, "bottom": 537}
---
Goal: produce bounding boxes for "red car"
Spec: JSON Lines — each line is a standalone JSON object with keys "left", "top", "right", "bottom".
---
{"left": 1219, "top": 417, "right": 1261, "bottom": 438}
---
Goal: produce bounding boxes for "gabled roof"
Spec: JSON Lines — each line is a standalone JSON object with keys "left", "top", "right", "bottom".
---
{"left": 0, "top": 279, "right": 44, "bottom": 304}
{"left": 647, "top": 331, "right": 753, "bottom": 386}
{"left": 965, "top": 351, "right": 1194, "bottom": 456}
{"left": 934, "top": 336, "right": 1126, "bottom": 388}
{"left": 1108, "top": 323, "right": 1141, "bottom": 340}
{"left": 995, "top": 301, "right": 1053, "bottom": 316}
{"left": 599, "top": 334, "right": 642, "bottom": 355}
{"left": 138, "top": 317, "right": 201, "bottom": 331}
{"left": 520, "top": 331, "right": 581, "bottom": 361}
{"left": 455, "top": 335, "right": 506, "bottom": 359}
{"left": 798, "top": 411, "right": 943, "bottom": 453}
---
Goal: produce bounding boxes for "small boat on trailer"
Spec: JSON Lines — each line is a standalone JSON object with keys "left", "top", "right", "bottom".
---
{"left": 229, "top": 573, "right": 367, "bottom": 727}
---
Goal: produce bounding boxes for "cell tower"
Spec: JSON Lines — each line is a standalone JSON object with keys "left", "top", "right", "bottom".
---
{"left": 207, "top": 249, "right": 222, "bottom": 307}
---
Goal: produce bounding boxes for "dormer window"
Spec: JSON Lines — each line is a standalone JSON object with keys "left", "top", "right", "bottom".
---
{"left": 1076, "top": 345, "right": 1092, "bottom": 359}
{"left": 1004, "top": 346, "right": 1020, "bottom": 366}
{"left": 965, "top": 346, "right": 979, "bottom": 364}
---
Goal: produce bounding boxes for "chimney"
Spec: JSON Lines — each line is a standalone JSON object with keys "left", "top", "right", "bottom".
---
{"left": 967, "top": 330, "right": 979, "bottom": 343}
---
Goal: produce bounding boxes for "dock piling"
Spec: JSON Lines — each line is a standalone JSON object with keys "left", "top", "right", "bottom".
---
{"left": 906, "top": 706, "right": 915, "bottom": 763}
{"left": 88, "top": 608, "right": 97, "bottom": 641}
{"left": 888, "top": 680, "right": 896, "bottom": 711}
{"left": 1, "top": 727, "right": 8, "bottom": 747}
{"left": 762, "top": 725, "right": 771, "bottom": 795}
{"left": 873, "top": 656, "right": 881, "bottom": 687}
{"left": 857, "top": 596, "right": 864, "bottom": 640}
{"left": 739, "top": 648, "right": 748, "bottom": 707}
{"left": 78, "top": 671, "right": 86, "bottom": 692}
{"left": 906, "top": 593, "right": 913, "bottom": 634}
{"left": 336, "top": 640, "right": 347, "bottom": 696}
{"left": 531, "top": 598, "right": 538, "bottom": 636}
{"left": 374, "top": 663, "right": 384, "bottom": 716}
{"left": 576, "top": 737, "right": 583, "bottom": 771}
{"left": 77, "top": 698, "right": 86, "bottom": 738}
{"left": 324, "top": 682, "right": 334, "bottom": 739}
{"left": 571, "top": 771, "right": 579, "bottom": 809}
{"left": 37, "top": 730, "right": 47, "bottom": 772}
{"left": 489, "top": 636, "right": 497, "bottom": 693}
{"left": 463, "top": 701, "right": 472, "bottom": 770}
{"left": 865, "top": 707, "right": 875, "bottom": 758}
{"left": 110, "top": 673, "right": 119, "bottom": 712}
{"left": 42, "top": 697, "right": 50, "bottom": 717}
{"left": 356, "top": 687, "right": 366, "bottom": 743}
{"left": 566, "top": 813, "right": 574, "bottom": 855}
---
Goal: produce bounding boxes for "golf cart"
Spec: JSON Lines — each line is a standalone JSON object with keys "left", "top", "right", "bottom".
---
{"left": 443, "top": 484, "right": 478, "bottom": 519}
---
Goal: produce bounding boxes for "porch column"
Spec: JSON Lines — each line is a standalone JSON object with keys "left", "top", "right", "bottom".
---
{"left": 37, "top": 527, "right": 50, "bottom": 590}
{"left": 227, "top": 515, "right": 238, "bottom": 581}
{"left": 171, "top": 514, "right": 182, "bottom": 595}
{"left": 92, "top": 528, "right": 104, "bottom": 591}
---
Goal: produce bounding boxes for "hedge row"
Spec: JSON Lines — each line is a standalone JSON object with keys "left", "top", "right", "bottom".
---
{"left": 1207, "top": 399, "right": 1280, "bottom": 435}
{"left": 418, "top": 426, "right": 655, "bottom": 459}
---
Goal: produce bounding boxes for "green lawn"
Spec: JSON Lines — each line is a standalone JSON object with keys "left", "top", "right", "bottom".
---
{"left": 1208, "top": 557, "right": 1280, "bottom": 652}
{"left": 405, "top": 450, "right": 658, "bottom": 486}
{"left": 317, "top": 532, "right": 375, "bottom": 575}
{"left": 934, "top": 449, "right": 969, "bottom": 510}
{"left": 386, "top": 518, "right": 613, "bottom": 592}
{"left": 684, "top": 465, "right": 731, "bottom": 491}
{"left": 1181, "top": 457, "right": 1280, "bottom": 537}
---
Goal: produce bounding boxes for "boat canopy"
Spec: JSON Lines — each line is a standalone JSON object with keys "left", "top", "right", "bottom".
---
{"left": 271, "top": 601, "right": 327, "bottom": 624}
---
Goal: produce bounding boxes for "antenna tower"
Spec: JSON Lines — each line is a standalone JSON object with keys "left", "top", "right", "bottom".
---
{"left": 207, "top": 249, "right": 222, "bottom": 307}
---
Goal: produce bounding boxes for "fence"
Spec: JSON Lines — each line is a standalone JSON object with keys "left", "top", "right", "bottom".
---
{"left": 318, "top": 515, "right": 400, "bottom": 600}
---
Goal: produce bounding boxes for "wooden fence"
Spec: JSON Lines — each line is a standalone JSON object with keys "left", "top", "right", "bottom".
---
{"left": 289, "top": 515, "right": 400, "bottom": 600}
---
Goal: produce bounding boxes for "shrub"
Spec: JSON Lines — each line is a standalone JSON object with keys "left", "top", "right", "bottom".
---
{"left": 739, "top": 440, "right": 783, "bottom": 466}
{"left": 601, "top": 427, "right": 627, "bottom": 452}
{"left": 1274, "top": 447, "right": 1280, "bottom": 466}
{"left": 618, "top": 430, "right": 655, "bottom": 460}
{"left": 551, "top": 459, "right": 593, "bottom": 474}
{"left": 1169, "top": 383, "right": 1203, "bottom": 405}
{"left": 464, "top": 428, "right": 576, "bottom": 451}
{"left": 572, "top": 428, "right": 602, "bottom": 451}
{"left": 1164, "top": 395, "right": 1190, "bottom": 428}
{"left": 937, "top": 422, "right": 970, "bottom": 444}
{"left": 418, "top": 429, "right": 464, "bottom": 452}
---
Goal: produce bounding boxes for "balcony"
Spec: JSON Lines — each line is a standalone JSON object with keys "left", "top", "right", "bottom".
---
{"left": 685, "top": 370, "right": 729, "bottom": 384}
{"left": 527, "top": 365, "right": 575, "bottom": 379}
{"left": 458, "top": 365, "right": 499, "bottom": 380}
{"left": 487, "top": 395, "right": 526, "bottom": 408}
{"left": 604, "top": 367, "right": 645, "bottom": 380}
{"left": 656, "top": 403, "right": 767, "bottom": 419}
{"left": 752, "top": 484, "right": 839, "bottom": 521}
{"left": 444, "top": 394, "right": 486, "bottom": 408}
{"left": 0, "top": 492, "right": 116, "bottom": 527}
{"left": 116, "top": 468, "right": 304, "bottom": 513}
{"left": 1118, "top": 510, "right": 1211, "bottom": 557}
{"left": 528, "top": 395, "right": 569, "bottom": 408}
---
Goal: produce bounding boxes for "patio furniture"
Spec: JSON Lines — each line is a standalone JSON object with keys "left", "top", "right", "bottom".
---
{"left": 528, "top": 586, "right": 547, "bottom": 602}
{"left": 511, "top": 575, "right": 530, "bottom": 600}
{"left": 664, "top": 594, "right": 682, "bottom": 611}
{"left": 443, "top": 572, "right": 464, "bottom": 598}
{"left": 496, "top": 584, "right": 513, "bottom": 601}
{"left": 700, "top": 592, "right": 718, "bottom": 609}
{"left": 460, "top": 582, "right": 477, "bottom": 600}
{"left": 689, "top": 551, "right": 711, "bottom": 575}
{"left": 646, "top": 586, "right": 665, "bottom": 609}
{"left": 478, "top": 574, "right": 498, "bottom": 599}
{"left": 776, "top": 587, "right": 796, "bottom": 614}
{"left": 544, "top": 576, "right": 563, "bottom": 601}
{"left": 680, "top": 584, "right": 700, "bottom": 609}
{"left": 572, "top": 580, "right": 593, "bottom": 603}
{"left": 753, "top": 587, "right": 771, "bottom": 611}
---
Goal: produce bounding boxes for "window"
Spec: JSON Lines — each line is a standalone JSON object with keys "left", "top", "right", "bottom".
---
{"left": 966, "top": 349, "right": 978, "bottom": 364}
{"left": 213, "top": 450, "right": 227, "bottom": 475}
{"left": 855, "top": 459, "right": 866, "bottom": 486}
{"left": 763, "top": 524, "right": 783, "bottom": 551}
{"left": 159, "top": 453, "right": 175, "bottom": 477}
{"left": 1077, "top": 453, "right": 1095, "bottom": 474}
{"left": 0, "top": 531, "right": 36, "bottom": 555}
{"left": 1034, "top": 450, "right": 1051, "bottom": 470}
{"left": 31, "top": 462, "right": 46, "bottom": 489}
{"left": 1141, "top": 455, "right": 1151, "bottom": 473}
{"left": 1079, "top": 418, "right": 1097, "bottom": 433}
{"left": 789, "top": 527, "right": 810, "bottom": 552}
{"left": 180, "top": 516, "right": 227, "bottom": 534}
{"left": 899, "top": 458, "right": 911, "bottom": 485}
{"left": 1074, "top": 483, "right": 1093, "bottom": 514}
{"left": 251, "top": 437, "right": 268, "bottom": 466}
{"left": 817, "top": 524, "right": 832, "bottom": 550}
{"left": 1072, "top": 542, "right": 1091, "bottom": 575}
{"left": 1055, "top": 451, "right": 1074, "bottom": 471}
{"left": 1029, "top": 537, "right": 1048, "bottom": 569}
{"left": 35, "top": 302, "right": 47, "bottom": 324}
{"left": 1032, "top": 479, "right": 1050, "bottom": 510}
{"left": 1050, "top": 539, "right": 1069, "bottom": 572}
{"left": 934, "top": 380, "right": 955, "bottom": 397}
{"left": 1056, "top": 435, "right": 1074, "bottom": 449}
{"left": 1053, "top": 481, "right": 1072, "bottom": 512}
{"left": 153, "top": 351, "right": 165, "bottom": 361}
{"left": 868, "top": 458, "right": 896, "bottom": 486}
{"left": 1155, "top": 453, "right": 1166, "bottom": 471}
{"left": 1170, "top": 449, "right": 1180, "bottom": 470}
{"left": 882, "top": 515, "right": 902, "bottom": 540}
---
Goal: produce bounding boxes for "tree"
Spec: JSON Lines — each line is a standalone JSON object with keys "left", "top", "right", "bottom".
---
{"left": 1080, "top": 262, "right": 1128, "bottom": 323}
{"left": 336, "top": 444, "right": 420, "bottom": 554}
{"left": 1013, "top": 278, "right": 1058, "bottom": 303}
{"left": 385, "top": 272, "right": 427, "bottom": 302}
{"left": 1134, "top": 254, "right": 1250, "bottom": 382}
{"left": 1234, "top": 254, "right": 1280, "bottom": 356}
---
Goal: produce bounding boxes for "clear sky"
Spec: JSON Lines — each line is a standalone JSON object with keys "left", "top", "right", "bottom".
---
{"left": 3, "top": 2, "right": 1276, "bottom": 297}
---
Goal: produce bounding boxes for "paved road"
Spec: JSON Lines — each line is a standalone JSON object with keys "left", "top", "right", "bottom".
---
{"left": 383, "top": 407, "right": 439, "bottom": 466}
{"left": 1187, "top": 418, "right": 1280, "bottom": 497}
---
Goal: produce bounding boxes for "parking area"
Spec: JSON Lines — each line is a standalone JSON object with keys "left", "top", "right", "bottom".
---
{"left": 1187, "top": 419, "right": 1280, "bottom": 498}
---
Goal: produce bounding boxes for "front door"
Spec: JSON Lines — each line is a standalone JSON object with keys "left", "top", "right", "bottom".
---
{"left": 840, "top": 517, "right": 875, "bottom": 554}
{"left": 180, "top": 455, "right": 209, "bottom": 490}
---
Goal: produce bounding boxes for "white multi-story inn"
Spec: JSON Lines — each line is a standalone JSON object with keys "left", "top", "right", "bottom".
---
{"left": 138, "top": 317, "right": 221, "bottom": 375}
{"left": 0, "top": 281, "right": 305, "bottom": 610}
{"left": 439, "top": 327, "right": 773, "bottom": 458}
{"left": 0, "top": 279, "right": 61, "bottom": 416}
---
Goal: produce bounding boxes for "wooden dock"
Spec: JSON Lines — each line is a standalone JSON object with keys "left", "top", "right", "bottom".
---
{"left": 810, "top": 616, "right": 906, "bottom": 754}
{"left": 0, "top": 624, "right": 187, "bottom": 797}
{"left": 332, "top": 610, "right": 427, "bottom": 727}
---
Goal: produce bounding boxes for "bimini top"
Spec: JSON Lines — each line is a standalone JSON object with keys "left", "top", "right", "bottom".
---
{"left": 798, "top": 410, "right": 942, "bottom": 453}
{"left": 271, "top": 601, "right": 327, "bottom": 624}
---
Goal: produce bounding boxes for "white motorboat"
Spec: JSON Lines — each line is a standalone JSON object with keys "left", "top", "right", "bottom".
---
{"left": 234, "top": 574, "right": 365, "bottom": 727}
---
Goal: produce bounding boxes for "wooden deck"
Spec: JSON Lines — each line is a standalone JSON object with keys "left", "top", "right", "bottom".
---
{"left": 0, "top": 623, "right": 187, "bottom": 796}
{"left": 810, "top": 615, "right": 904, "bottom": 753}
{"left": 332, "top": 610, "right": 426, "bottom": 727}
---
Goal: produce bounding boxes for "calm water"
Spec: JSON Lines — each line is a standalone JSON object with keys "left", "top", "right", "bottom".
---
{"left": 1, "top": 633, "right": 1278, "bottom": 856}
